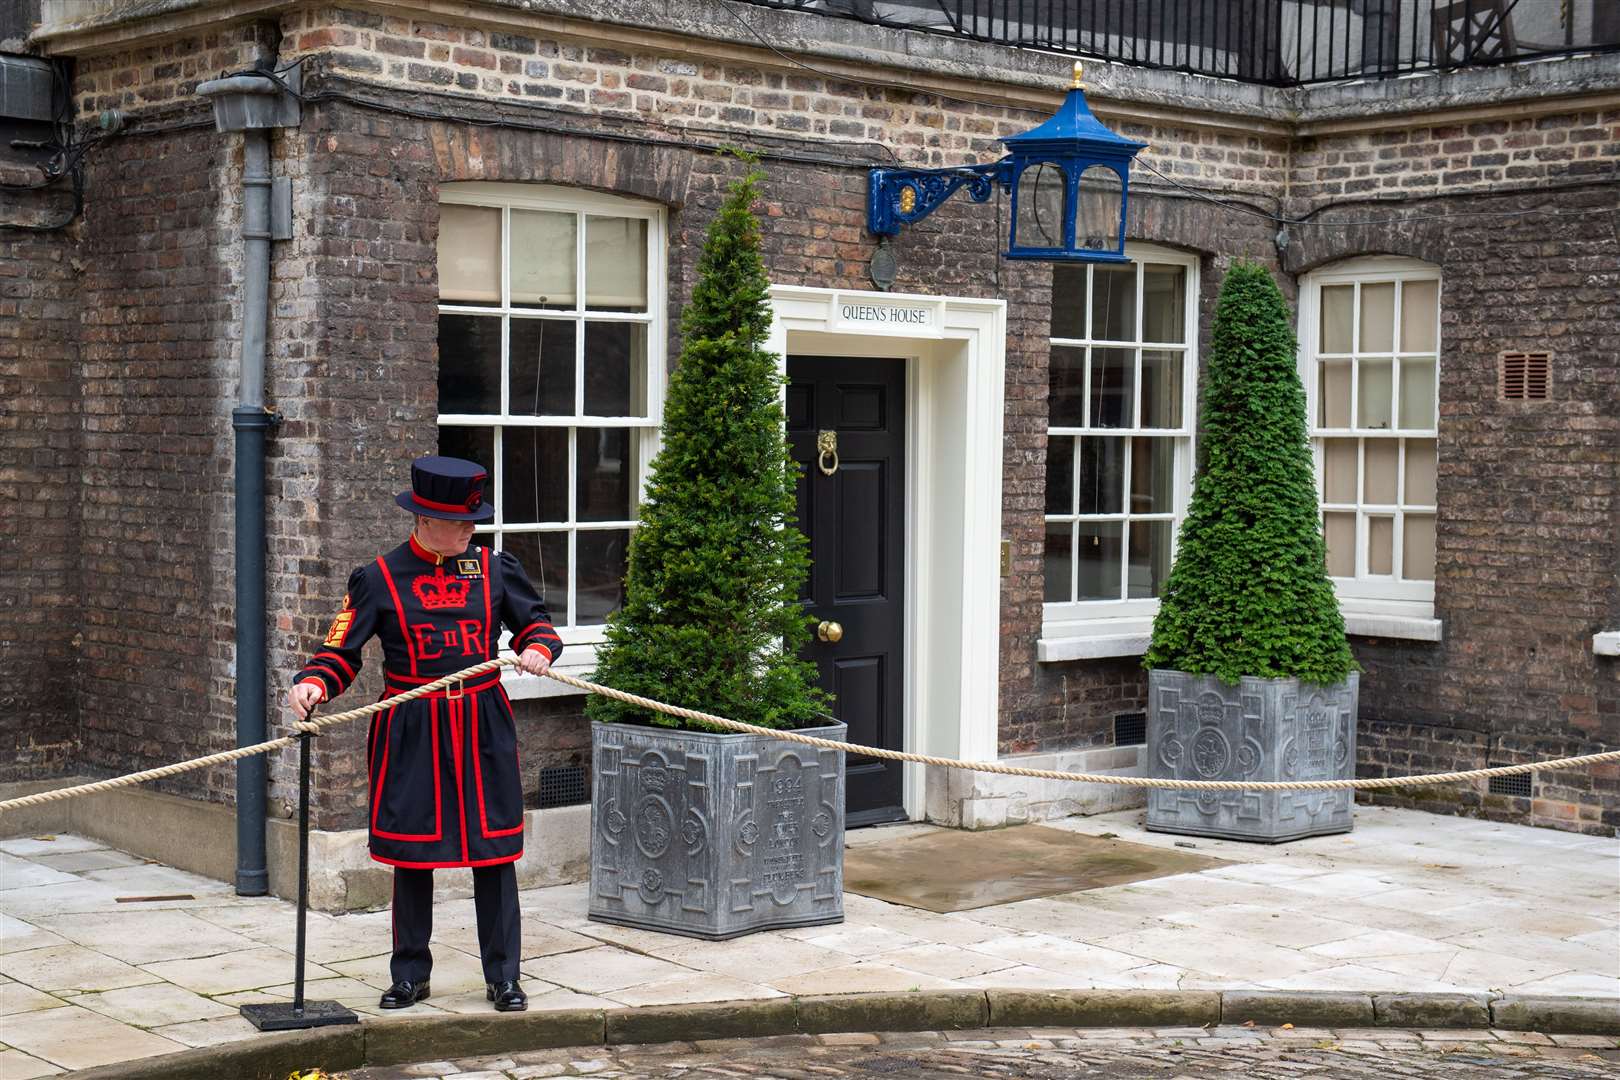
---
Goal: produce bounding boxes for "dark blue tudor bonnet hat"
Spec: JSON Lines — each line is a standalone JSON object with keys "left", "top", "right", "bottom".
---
{"left": 396, "top": 455, "right": 495, "bottom": 521}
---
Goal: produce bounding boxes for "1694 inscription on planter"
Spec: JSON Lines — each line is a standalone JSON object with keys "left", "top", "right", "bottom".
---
{"left": 590, "top": 720, "right": 846, "bottom": 940}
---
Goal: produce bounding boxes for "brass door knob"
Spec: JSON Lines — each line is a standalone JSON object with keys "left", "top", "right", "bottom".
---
{"left": 817, "top": 620, "right": 843, "bottom": 643}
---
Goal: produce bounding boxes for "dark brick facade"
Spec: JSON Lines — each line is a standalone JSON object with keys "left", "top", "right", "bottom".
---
{"left": 5, "top": 4, "right": 1617, "bottom": 838}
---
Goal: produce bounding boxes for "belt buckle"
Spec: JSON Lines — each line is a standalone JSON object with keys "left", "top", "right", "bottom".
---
{"left": 446, "top": 678, "right": 464, "bottom": 701}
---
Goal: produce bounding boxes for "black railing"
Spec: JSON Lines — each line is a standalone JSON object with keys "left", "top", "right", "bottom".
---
{"left": 739, "top": 1, "right": 1620, "bottom": 86}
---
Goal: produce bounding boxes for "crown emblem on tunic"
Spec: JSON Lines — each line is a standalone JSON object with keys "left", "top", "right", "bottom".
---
{"left": 412, "top": 572, "right": 470, "bottom": 610}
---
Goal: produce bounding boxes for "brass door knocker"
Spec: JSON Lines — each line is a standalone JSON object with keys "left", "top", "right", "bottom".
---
{"left": 817, "top": 430, "right": 839, "bottom": 476}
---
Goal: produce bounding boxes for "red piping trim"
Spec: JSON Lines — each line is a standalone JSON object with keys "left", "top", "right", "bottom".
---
{"left": 304, "top": 663, "right": 348, "bottom": 689}
{"left": 383, "top": 674, "right": 501, "bottom": 700}
{"left": 472, "top": 694, "right": 524, "bottom": 839}
{"left": 481, "top": 548, "right": 492, "bottom": 661}
{"left": 376, "top": 557, "right": 418, "bottom": 676}
{"left": 369, "top": 852, "right": 521, "bottom": 870}
{"left": 411, "top": 493, "right": 479, "bottom": 514}
{"left": 408, "top": 533, "right": 444, "bottom": 564}
{"left": 370, "top": 701, "right": 444, "bottom": 843}
{"left": 451, "top": 698, "right": 469, "bottom": 863}
{"left": 313, "top": 651, "right": 356, "bottom": 680}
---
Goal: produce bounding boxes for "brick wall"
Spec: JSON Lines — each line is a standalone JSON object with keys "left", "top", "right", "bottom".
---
{"left": 72, "top": 113, "right": 238, "bottom": 799}
{"left": 0, "top": 222, "right": 81, "bottom": 779}
{"left": 16, "top": 3, "right": 1618, "bottom": 837}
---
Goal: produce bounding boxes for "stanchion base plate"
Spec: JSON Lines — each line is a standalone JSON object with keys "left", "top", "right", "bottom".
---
{"left": 240, "top": 1000, "right": 360, "bottom": 1031}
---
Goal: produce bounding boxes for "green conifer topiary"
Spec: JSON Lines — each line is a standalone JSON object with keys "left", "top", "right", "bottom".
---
{"left": 586, "top": 166, "right": 828, "bottom": 731}
{"left": 1144, "top": 261, "right": 1356, "bottom": 684}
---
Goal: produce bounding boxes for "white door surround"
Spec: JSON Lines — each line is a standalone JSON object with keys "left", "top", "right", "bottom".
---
{"left": 768, "top": 285, "right": 1006, "bottom": 821}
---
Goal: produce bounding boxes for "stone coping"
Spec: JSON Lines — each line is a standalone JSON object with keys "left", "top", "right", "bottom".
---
{"left": 64, "top": 989, "right": 1620, "bottom": 1080}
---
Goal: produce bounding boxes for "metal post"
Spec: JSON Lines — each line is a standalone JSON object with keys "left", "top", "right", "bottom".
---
{"left": 240, "top": 712, "right": 357, "bottom": 1031}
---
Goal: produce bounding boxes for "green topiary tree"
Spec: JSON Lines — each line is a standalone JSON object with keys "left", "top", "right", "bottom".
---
{"left": 586, "top": 166, "right": 829, "bottom": 731}
{"left": 1145, "top": 261, "right": 1356, "bottom": 685}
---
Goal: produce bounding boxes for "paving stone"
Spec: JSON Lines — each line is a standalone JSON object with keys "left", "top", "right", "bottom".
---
{"left": 34, "top": 909, "right": 263, "bottom": 966}
{"left": 0, "top": 943, "right": 161, "bottom": 993}
{"left": 0, "top": 1003, "right": 183, "bottom": 1070}
{"left": 0, "top": 980, "right": 68, "bottom": 1016}
{"left": 142, "top": 945, "right": 330, "bottom": 995}
{"left": 71, "top": 981, "right": 234, "bottom": 1025}
{"left": 0, "top": 1048, "right": 65, "bottom": 1078}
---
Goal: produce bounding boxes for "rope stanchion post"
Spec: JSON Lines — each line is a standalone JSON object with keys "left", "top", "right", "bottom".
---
{"left": 239, "top": 713, "right": 359, "bottom": 1033}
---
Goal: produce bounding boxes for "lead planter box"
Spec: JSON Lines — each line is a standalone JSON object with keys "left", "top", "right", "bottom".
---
{"left": 1146, "top": 669, "right": 1359, "bottom": 843}
{"left": 588, "top": 718, "right": 846, "bottom": 940}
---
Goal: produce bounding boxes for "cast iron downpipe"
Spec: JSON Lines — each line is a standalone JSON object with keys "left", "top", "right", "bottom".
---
{"left": 232, "top": 126, "right": 274, "bottom": 896}
{"left": 196, "top": 65, "right": 299, "bottom": 897}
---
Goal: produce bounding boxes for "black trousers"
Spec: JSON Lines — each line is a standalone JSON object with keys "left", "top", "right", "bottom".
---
{"left": 390, "top": 863, "right": 521, "bottom": 985}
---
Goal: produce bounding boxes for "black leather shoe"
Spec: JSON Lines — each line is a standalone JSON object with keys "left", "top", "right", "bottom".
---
{"left": 486, "top": 980, "right": 527, "bottom": 1012}
{"left": 378, "top": 980, "right": 429, "bottom": 1008}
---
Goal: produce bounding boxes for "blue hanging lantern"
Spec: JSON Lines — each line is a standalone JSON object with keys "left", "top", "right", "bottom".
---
{"left": 868, "top": 63, "right": 1146, "bottom": 264}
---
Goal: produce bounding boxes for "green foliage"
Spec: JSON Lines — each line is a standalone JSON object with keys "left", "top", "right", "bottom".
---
{"left": 586, "top": 168, "right": 829, "bottom": 731}
{"left": 1145, "top": 261, "right": 1355, "bottom": 684}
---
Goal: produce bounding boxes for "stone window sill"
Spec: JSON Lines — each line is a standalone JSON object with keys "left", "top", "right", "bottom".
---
{"left": 500, "top": 641, "right": 598, "bottom": 700}
{"left": 1342, "top": 613, "right": 1443, "bottom": 641}
{"left": 1038, "top": 611, "right": 1444, "bottom": 662}
{"left": 1595, "top": 631, "right": 1620, "bottom": 658}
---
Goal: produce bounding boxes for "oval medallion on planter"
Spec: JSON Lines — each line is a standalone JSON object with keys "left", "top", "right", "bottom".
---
{"left": 589, "top": 719, "right": 846, "bottom": 939}
{"left": 1146, "top": 670, "right": 1357, "bottom": 842}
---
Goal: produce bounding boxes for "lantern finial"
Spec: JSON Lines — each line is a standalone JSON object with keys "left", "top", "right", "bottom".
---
{"left": 1072, "top": 62, "right": 1084, "bottom": 90}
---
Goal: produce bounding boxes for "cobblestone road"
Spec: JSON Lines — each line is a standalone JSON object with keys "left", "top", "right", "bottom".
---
{"left": 349, "top": 1026, "right": 1620, "bottom": 1080}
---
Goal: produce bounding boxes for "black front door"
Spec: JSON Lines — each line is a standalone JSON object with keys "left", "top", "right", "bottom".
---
{"left": 787, "top": 356, "right": 907, "bottom": 826}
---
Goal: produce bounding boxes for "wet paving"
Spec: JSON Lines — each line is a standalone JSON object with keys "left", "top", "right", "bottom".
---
{"left": 348, "top": 1026, "right": 1620, "bottom": 1080}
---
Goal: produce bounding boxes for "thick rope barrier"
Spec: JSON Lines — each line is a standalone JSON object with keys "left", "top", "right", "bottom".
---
{"left": 2, "top": 655, "right": 1617, "bottom": 814}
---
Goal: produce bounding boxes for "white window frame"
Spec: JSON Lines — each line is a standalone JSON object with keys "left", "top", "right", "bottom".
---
{"left": 1039, "top": 244, "right": 1200, "bottom": 661}
{"left": 436, "top": 183, "right": 667, "bottom": 693}
{"left": 1298, "top": 255, "right": 1442, "bottom": 640}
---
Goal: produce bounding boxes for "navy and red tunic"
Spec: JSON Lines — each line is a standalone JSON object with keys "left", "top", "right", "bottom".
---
{"left": 296, "top": 535, "right": 562, "bottom": 869}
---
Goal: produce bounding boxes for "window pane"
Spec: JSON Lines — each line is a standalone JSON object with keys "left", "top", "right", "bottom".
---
{"left": 438, "top": 204, "right": 500, "bottom": 305}
{"left": 584, "top": 323, "right": 648, "bottom": 417}
{"left": 1323, "top": 438, "right": 1357, "bottom": 503}
{"left": 1077, "top": 436, "right": 1124, "bottom": 514}
{"left": 1045, "top": 435, "right": 1074, "bottom": 515}
{"left": 1357, "top": 358, "right": 1393, "bottom": 430}
{"left": 510, "top": 210, "right": 576, "bottom": 308}
{"left": 1142, "top": 265, "right": 1186, "bottom": 344}
{"left": 1130, "top": 436, "right": 1174, "bottom": 514}
{"left": 1127, "top": 519, "right": 1172, "bottom": 599}
{"left": 1075, "top": 166, "right": 1122, "bottom": 252}
{"left": 438, "top": 425, "right": 494, "bottom": 482}
{"left": 1359, "top": 282, "right": 1395, "bottom": 353}
{"left": 585, "top": 216, "right": 648, "bottom": 312}
{"left": 1091, "top": 266, "right": 1135, "bottom": 341}
{"left": 502, "top": 532, "right": 568, "bottom": 626}
{"left": 1050, "top": 346, "right": 1086, "bottom": 427}
{"left": 1405, "top": 438, "right": 1437, "bottom": 505}
{"left": 578, "top": 428, "right": 639, "bottom": 522}
{"left": 576, "top": 528, "right": 631, "bottom": 622}
{"left": 1403, "top": 514, "right": 1436, "bottom": 581}
{"left": 502, "top": 426, "right": 568, "bottom": 524}
{"left": 438, "top": 315, "right": 502, "bottom": 414}
{"left": 1324, "top": 512, "right": 1355, "bottom": 576}
{"left": 509, "top": 318, "right": 575, "bottom": 417}
{"left": 1320, "top": 285, "right": 1353, "bottom": 353}
{"left": 1365, "top": 439, "right": 1398, "bottom": 504}
{"left": 1140, "top": 350, "right": 1182, "bottom": 429}
{"left": 1015, "top": 162, "right": 1066, "bottom": 250}
{"left": 1076, "top": 522, "right": 1123, "bottom": 600}
{"left": 1399, "top": 357, "right": 1436, "bottom": 429}
{"left": 1051, "top": 264, "right": 1086, "bottom": 339}
{"left": 1318, "top": 360, "right": 1351, "bottom": 428}
{"left": 1043, "top": 521, "right": 1074, "bottom": 602}
{"left": 1089, "top": 347, "right": 1134, "bottom": 428}
{"left": 1400, "top": 279, "right": 1438, "bottom": 353}
{"left": 1368, "top": 516, "right": 1394, "bottom": 575}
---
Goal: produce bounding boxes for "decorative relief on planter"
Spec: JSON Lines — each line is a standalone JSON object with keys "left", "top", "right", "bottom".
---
{"left": 1146, "top": 670, "right": 1358, "bottom": 842}
{"left": 590, "top": 720, "right": 846, "bottom": 939}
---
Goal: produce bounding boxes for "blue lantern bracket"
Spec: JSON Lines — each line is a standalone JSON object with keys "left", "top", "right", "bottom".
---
{"left": 868, "top": 161, "right": 1011, "bottom": 237}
